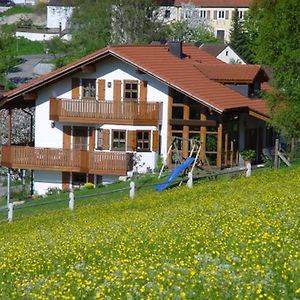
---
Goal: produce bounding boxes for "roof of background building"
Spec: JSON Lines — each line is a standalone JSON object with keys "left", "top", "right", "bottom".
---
{"left": 159, "top": 0, "right": 252, "bottom": 8}
{"left": 1, "top": 43, "right": 269, "bottom": 117}
{"left": 47, "top": 0, "right": 76, "bottom": 6}
{"left": 200, "top": 43, "right": 228, "bottom": 57}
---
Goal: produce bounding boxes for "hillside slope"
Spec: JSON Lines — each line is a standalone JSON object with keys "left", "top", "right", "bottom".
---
{"left": 0, "top": 168, "right": 299, "bottom": 299}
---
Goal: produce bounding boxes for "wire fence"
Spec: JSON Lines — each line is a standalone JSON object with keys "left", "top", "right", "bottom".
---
{"left": 0, "top": 165, "right": 257, "bottom": 224}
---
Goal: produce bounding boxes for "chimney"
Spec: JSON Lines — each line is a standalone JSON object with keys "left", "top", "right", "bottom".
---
{"left": 167, "top": 40, "right": 183, "bottom": 59}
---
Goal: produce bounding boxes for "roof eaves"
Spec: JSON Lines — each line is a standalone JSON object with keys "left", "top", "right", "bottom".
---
{"left": 109, "top": 49, "right": 224, "bottom": 114}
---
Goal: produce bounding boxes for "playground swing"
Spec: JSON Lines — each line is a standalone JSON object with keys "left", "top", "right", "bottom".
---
{"left": 156, "top": 136, "right": 210, "bottom": 192}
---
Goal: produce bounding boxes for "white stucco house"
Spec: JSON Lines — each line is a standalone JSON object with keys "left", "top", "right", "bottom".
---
{"left": 0, "top": 41, "right": 272, "bottom": 195}
{"left": 200, "top": 43, "right": 246, "bottom": 64}
{"left": 159, "top": 0, "right": 251, "bottom": 42}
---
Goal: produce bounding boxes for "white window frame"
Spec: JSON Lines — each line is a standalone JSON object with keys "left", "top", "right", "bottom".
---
{"left": 200, "top": 10, "right": 206, "bottom": 19}
{"left": 218, "top": 10, "right": 225, "bottom": 19}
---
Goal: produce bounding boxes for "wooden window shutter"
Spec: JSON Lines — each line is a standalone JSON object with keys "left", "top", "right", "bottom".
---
{"left": 89, "top": 127, "right": 95, "bottom": 151}
{"left": 207, "top": 10, "right": 211, "bottom": 19}
{"left": 127, "top": 131, "right": 137, "bottom": 151}
{"left": 62, "top": 172, "right": 70, "bottom": 190}
{"left": 225, "top": 11, "right": 229, "bottom": 19}
{"left": 152, "top": 130, "right": 159, "bottom": 152}
{"left": 139, "top": 80, "right": 148, "bottom": 102}
{"left": 63, "top": 126, "right": 71, "bottom": 149}
{"left": 213, "top": 10, "right": 217, "bottom": 19}
{"left": 102, "top": 129, "right": 110, "bottom": 150}
{"left": 97, "top": 79, "right": 105, "bottom": 101}
{"left": 71, "top": 78, "right": 80, "bottom": 99}
{"left": 113, "top": 80, "right": 121, "bottom": 103}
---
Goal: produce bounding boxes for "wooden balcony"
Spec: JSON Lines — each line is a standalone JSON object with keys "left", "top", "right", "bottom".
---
{"left": 50, "top": 98, "right": 160, "bottom": 125}
{"left": 1, "top": 146, "right": 132, "bottom": 176}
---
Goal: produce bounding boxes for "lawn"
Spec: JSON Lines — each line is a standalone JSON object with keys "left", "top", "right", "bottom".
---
{"left": 0, "top": 167, "right": 299, "bottom": 299}
{"left": 0, "top": 5, "right": 35, "bottom": 17}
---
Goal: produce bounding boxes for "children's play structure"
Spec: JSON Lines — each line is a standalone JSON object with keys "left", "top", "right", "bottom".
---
{"left": 155, "top": 136, "right": 209, "bottom": 192}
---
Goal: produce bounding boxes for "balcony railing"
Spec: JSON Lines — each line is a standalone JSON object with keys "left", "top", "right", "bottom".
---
{"left": 1, "top": 146, "right": 132, "bottom": 176}
{"left": 50, "top": 98, "right": 160, "bottom": 125}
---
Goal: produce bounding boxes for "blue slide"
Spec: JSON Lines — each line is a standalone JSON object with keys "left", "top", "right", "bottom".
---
{"left": 155, "top": 157, "right": 195, "bottom": 192}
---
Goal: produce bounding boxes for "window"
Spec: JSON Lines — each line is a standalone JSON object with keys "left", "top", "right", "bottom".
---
{"left": 200, "top": 10, "right": 206, "bottom": 18}
{"left": 136, "top": 131, "right": 150, "bottom": 151}
{"left": 238, "top": 10, "right": 244, "bottom": 19}
{"left": 124, "top": 80, "right": 138, "bottom": 101}
{"left": 164, "top": 9, "right": 171, "bottom": 18}
{"left": 82, "top": 79, "right": 96, "bottom": 99}
{"left": 73, "top": 126, "right": 88, "bottom": 150}
{"left": 112, "top": 130, "right": 126, "bottom": 151}
{"left": 218, "top": 10, "right": 225, "bottom": 19}
{"left": 72, "top": 173, "right": 87, "bottom": 186}
{"left": 216, "top": 30, "right": 225, "bottom": 41}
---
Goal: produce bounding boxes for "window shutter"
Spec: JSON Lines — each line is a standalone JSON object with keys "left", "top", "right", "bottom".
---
{"left": 63, "top": 126, "right": 71, "bottom": 149}
{"left": 62, "top": 172, "right": 70, "bottom": 190}
{"left": 127, "top": 131, "right": 137, "bottom": 151}
{"left": 102, "top": 129, "right": 110, "bottom": 150}
{"left": 207, "top": 10, "right": 210, "bottom": 19}
{"left": 139, "top": 80, "right": 148, "bottom": 102}
{"left": 152, "top": 130, "right": 159, "bottom": 152}
{"left": 113, "top": 80, "right": 121, "bottom": 103}
{"left": 97, "top": 79, "right": 105, "bottom": 101}
{"left": 89, "top": 127, "right": 95, "bottom": 151}
{"left": 71, "top": 78, "right": 80, "bottom": 99}
{"left": 213, "top": 10, "right": 217, "bottom": 19}
{"left": 225, "top": 11, "right": 229, "bottom": 19}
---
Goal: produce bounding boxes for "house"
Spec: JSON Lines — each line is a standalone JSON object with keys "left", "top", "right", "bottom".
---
{"left": 46, "top": 0, "right": 75, "bottom": 32}
{"left": 200, "top": 42, "right": 246, "bottom": 64}
{"left": 159, "top": 0, "right": 251, "bottom": 41}
{"left": 15, "top": 0, "right": 75, "bottom": 41}
{"left": 0, "top": 42, "right": 272, "bottom": 195}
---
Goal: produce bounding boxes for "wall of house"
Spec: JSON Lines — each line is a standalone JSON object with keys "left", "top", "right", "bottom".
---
{"left": 33, "top": 56, "right": 169, "bottom": 193}
{"left": 16, "top": 31, "right": 59, "bottom": 41}
{"left": 46, "top": 5, "right": 74, "bottom": 30}
{"left": 159, "top": 6, "right": 248, "bottom": 42}
{"left": 217, "top": 46, "right": 246, "bottom": 64}
{"left": 34, "top": 170, "right": 62, "bottom": 195}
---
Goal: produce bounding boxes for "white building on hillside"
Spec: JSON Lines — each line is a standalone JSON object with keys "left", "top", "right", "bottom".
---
{"left": 159, "top": 0, "right": 251, "bottom": 42}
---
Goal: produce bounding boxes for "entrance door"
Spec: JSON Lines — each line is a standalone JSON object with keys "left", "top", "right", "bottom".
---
{"left": 245, "top": 128, "right": 263, "bottom": 162}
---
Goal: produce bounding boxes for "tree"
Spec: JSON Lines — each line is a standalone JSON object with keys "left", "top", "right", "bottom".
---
{"left": 0, "top": 29, "right": 18, "bottom": 88}
{"left": 165, "top": 4, "right": 216, "bottom": 44}
{"left": 246, "top": 0, "right": 300, "bottom": 137}
{"left": 111, "top": 0, "right": 163, "bottom": 44}
{"left": 229, "top": 9, "right": 253, "bottom": 63}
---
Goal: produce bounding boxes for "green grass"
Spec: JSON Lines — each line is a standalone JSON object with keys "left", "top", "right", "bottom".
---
{"left": 14, "top": 37, "right": 45, "bottom": 55}
{"left": 0, "top": 5, "right": 35, "bottom": 17}
{"left": 0, "top": 166, "right": 299, "bottom": 298}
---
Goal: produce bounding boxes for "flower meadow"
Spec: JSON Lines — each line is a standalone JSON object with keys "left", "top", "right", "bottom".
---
{"left": 0, "top": 168, "right": 299, "bottom": 299}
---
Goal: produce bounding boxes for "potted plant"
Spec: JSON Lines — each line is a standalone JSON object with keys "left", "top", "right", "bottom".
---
{"left": 240, "top": 149, "right": 256, "bottom": 163}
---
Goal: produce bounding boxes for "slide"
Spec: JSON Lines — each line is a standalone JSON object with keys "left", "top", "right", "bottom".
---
{"left": 155, "top": 157, "right": 195, "bottom": 192}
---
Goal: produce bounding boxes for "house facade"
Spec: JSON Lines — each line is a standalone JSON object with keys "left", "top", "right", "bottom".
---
{"left": 159, "top": 0, "right": 251, "bottom": 41}
{"left": 200, "top": 43, "right": 246, "bottom": 64}
{"left": 0, "top": 42, "right": 271, "bottom": 195}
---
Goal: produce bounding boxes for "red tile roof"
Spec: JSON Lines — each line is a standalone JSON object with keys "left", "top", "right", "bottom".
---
{"left": 1, "top": 44, "right": 269, "bottom": 117}
{"left": 160, "top": 0, "right": 252, "bottom": 8}
{"left": 195, "top": 64, "right": 268, "bottom": 83}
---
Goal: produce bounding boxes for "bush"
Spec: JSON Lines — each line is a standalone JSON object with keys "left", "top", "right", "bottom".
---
{"left": 84, "top": 182, "right": 95, "bottom": 189}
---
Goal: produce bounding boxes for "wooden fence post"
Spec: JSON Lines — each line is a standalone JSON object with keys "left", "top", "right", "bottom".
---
{"left": 8, "top": 203, "right": 13, "bottom": 223}
{"left": 129, "top": 181, "right": 135, "bottom": 199}
{"left": 274, "top": 139, "right": 279, "bottom": 169}
{"left": 187, "top": 172, "right": 193, "bottom": 189}
{"left": 69, "top": 188, "right": 74, "bottom": 211}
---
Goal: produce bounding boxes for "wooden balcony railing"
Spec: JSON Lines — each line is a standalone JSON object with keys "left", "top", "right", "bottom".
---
{"left": 50, "top": 98, "right": 160, "bottom": 125}
{"left": 0, "top": 146, "right": 132, "bottom": 176}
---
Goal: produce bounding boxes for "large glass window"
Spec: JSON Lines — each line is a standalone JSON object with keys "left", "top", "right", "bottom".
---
{"left": 112, "top": 130, "right": 126, "bottom": 151}
{"left": 73, "top": 126, "right": 88, "bottom": 150}
{"left": 124, "top": 80, "right": 138, "bottom": 101}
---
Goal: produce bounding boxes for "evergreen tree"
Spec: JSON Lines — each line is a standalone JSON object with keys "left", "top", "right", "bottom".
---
{"left": 229, "top": 9, "right": 253, "bottom": 63}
